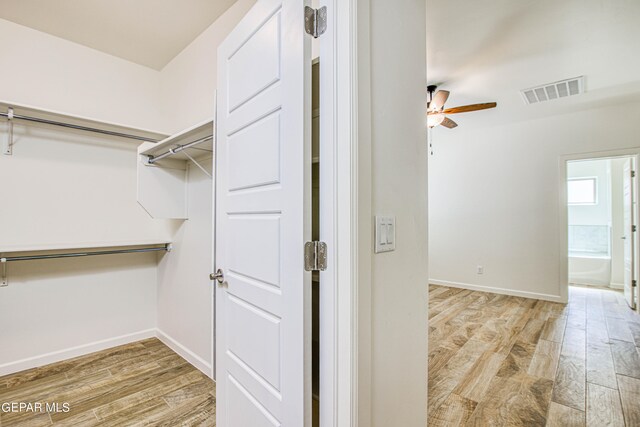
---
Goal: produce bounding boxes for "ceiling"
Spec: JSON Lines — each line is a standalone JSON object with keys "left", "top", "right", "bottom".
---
{"left": 426, "top": 0, "right": 640, "bottom": 129}
{"left": 0, "top": 0, "right": 238, "bottom": 70}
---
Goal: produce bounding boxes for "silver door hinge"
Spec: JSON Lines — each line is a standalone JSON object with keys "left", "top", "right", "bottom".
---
{"left": 304, "top": 241, "right": 327, "bottom": 271}
{"left": 304, "top": 6, "right": 327, "bottom": 38}
{"left": 633, "top": 279, "right": 637, "bottom": 288}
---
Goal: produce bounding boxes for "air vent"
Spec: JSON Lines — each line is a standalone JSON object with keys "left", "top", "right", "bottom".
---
{"left": 521, "top": 76, "right": 584, "bottom": 104}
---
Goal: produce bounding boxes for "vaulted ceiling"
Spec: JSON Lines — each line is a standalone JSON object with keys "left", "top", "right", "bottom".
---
{"left": 0, "top": 0, "right": 238, "bottom": 70}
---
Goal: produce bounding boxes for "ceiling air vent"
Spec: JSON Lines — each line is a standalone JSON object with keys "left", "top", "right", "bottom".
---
{"left": 521, "top": 76, "right": 584, "bottom": 104}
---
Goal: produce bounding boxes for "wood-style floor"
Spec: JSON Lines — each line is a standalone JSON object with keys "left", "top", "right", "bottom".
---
{"left": 428, "top": 284, "right": 640, "bottom": 427}
{"left": 0, "top": 338, "right": 215, "bottom": 426}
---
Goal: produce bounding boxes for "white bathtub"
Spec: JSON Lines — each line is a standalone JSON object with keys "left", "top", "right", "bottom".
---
{"left": 568, "top": 253, "right": 611, "bottom": 286}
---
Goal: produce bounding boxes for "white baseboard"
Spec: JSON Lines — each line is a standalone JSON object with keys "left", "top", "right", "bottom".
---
{"left": 429, "top": 279, "right": 564, "bottom": 303}
{"left": 0, "top": 329, "right": 156, "bottom": 377}
{"left": 1, "top": 329, "right": 213, "bottom": 379}
{"left": 155, "top": 329, "right": 213, "bottom": 379}
{"left": 609, "top": 282, "right": 625, "bottom": 290}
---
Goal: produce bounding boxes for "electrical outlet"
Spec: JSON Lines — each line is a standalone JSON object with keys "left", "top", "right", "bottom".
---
{"left": 477, "top": 265, "right": 484, "bottom": 274}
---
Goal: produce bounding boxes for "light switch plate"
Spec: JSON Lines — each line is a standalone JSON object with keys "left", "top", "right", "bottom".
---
{"left": 375, "top": 215, "right": 396, "bottom": 253}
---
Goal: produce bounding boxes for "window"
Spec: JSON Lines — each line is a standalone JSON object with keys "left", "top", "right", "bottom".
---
{"left": 568, "top": 178, "right": 597, "bottom": 205}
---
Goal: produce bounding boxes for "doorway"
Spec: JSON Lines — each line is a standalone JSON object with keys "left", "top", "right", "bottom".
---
{"left": 564, "top": 155, "right": 638, "bottom": 309}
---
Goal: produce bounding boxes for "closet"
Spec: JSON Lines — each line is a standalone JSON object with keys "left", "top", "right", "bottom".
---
{"left": 0, "top": 100, "right": 216, "bottom": 379}
{"left": 0, "top": 0, "right": 317, "bottom": 424}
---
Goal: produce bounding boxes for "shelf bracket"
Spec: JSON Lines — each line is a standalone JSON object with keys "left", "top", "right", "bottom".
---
{"left": 3, "top": 107, "right": 13, "bottom": 156}
{"left": 183, "top": 150, "right": 213, "bottom": 179}
{"left": 1, "top": 257, "right": 7, "bottom": 287}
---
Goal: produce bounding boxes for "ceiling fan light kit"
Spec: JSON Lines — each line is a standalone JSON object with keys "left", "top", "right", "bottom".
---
{"left": 427, "top": 112, "right": 445, "bottom": 128}
{"left": 426, "top": 85, "right": 497, "bottom": 129}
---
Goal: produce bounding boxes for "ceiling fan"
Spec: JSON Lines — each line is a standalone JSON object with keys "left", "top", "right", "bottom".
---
{"left": 427, "top": 85, "right": 497, "bottom": 129}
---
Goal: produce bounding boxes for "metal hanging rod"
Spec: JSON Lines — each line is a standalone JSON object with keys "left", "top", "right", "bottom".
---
{"left": 0, "top": 244, "right": 170, "bottom": 263}
{"left": 147, "top": 135, "right": 214, "bottom": 164}
{"left": 0, "top": 109, "right": 161, "bottom": 143}
{"left": 0, "top": 244, "right": 171, "bottom": 286}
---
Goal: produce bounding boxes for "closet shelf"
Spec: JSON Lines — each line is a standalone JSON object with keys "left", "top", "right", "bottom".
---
{"left": 0, "top": 240, "right": 171, "bottom": 254}
{"left": 0, "top": 100, "right": 168, "bottom": 144}
{"left": 137, "top": 117, "right": 215, "bottom": 220}
{"left": 139, "top": 118, "right": 214, "bottom": 162}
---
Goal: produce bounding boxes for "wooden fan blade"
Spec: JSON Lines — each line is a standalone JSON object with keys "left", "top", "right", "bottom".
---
{"left": 443, "top": 102, "right": 497, "bottom": 114}
{"left": 430, "top": 90, "right": 450, "bottom": 111}
{"left": 441, "top": 117, "right": 458, "bottom": 129}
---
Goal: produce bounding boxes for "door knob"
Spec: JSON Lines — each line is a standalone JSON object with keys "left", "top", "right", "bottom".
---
{"left": 210, "top": 269, "right": 225, "bottom": 285}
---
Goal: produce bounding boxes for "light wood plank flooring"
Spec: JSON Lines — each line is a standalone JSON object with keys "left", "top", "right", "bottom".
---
{"left": 0, "top": 338, "right": 215, "bottom": 426}
{"left": 428, "top": 284, "right": 640, "bottom": 427}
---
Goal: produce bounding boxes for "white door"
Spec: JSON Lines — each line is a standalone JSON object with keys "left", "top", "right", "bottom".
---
{"left": 623, "top": 158, "right": 636, "bottom": 309}
{"left": 215, "top": 0, "right": 311, "bottom": 425}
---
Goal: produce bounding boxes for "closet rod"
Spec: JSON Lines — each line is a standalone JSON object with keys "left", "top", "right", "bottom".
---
{"left": 147, "top": 135, "right": 213, "bottom": 164}
{"left": 0, "top": 244, "right": 170, "bottom": 263}
{"left": 0, "top": 110, "right": 160, "bottom": 143}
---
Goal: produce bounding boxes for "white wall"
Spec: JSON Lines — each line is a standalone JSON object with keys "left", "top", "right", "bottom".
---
{"left": 160, "top": 0, "right": 256, "bottom": 134}
{"left": 0, "top": 253, "right": 158, "bottom": 375}
{"left": 0, "top": 18, "right": 164, "bottom": 133}
{"left": 0, "top": 125, "right": 170, "bottom": 374}
{"left": 156, "top": 162, "right": 213, "bottom": 377}
{"left": 358, "top": 0, "right": 428, "bottom": 425}
{"left": 0, "top": 124, "right": 174, "bottom": 246}
{"left": 429, "top": 101, "right": 640, "bottom": 301}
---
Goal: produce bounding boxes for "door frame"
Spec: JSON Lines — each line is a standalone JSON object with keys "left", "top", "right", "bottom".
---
{"left": 559, "top": 148, "right": 640, "bottom": 308}
{"left": 317, "top": 0, "right": 359, "bottom": 425}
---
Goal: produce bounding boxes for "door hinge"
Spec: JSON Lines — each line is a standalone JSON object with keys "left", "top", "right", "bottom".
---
{"left": 304, "top": 241, "right": 327, "bottom": 271}
{"left": 632, "top": 170, "right": 636, "bottom": 178}
{"left": 304, "top": 6, "right": 327, "bottom": 38}
{"left": 634, "top": 225, "right": 637, "bottom": 232}
{"left": 633, "top": 279, "right": 637, "bottom": 288}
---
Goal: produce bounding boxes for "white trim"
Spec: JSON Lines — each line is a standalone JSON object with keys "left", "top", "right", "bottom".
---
{"left": 319, "top": 0, "right": 358, "bottom": 425}
{"left": 429, "top": 279, "right": 564, "bottom": 303}
{"left": 559, "top": 148, "right": 640, "bottom": 306}
{"left": 610, "top": 282, "right": 625, "bottom": 290}
{"left": 0, "top": 329, "right": 156, "bottom": 377}
{"left": 156, "top": 329, "right": 213, "bottom": 379}
{"left": 1, "top": 329, "right": 214, "bottom": 380}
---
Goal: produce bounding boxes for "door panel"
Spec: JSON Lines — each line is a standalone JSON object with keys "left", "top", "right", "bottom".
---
{"left": 227, "top": 13, "right": 281, "bottom": 112}
{"left": 216, "top": 0, "right": 310, "bottom": 425}
{"left": 227, "top": 375, "right": 281, "bottom": 427}
{"left": 623, "top": 158, "right": 635, "bottom": 309}
{"left": 227, "top": 112, "right": 281, "bottom": 191}
{"left": 227, "top": 214, "right": 281, "bottom": 286}
{"left": 227, "top": 294, "right": 281, "bottom": 389}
